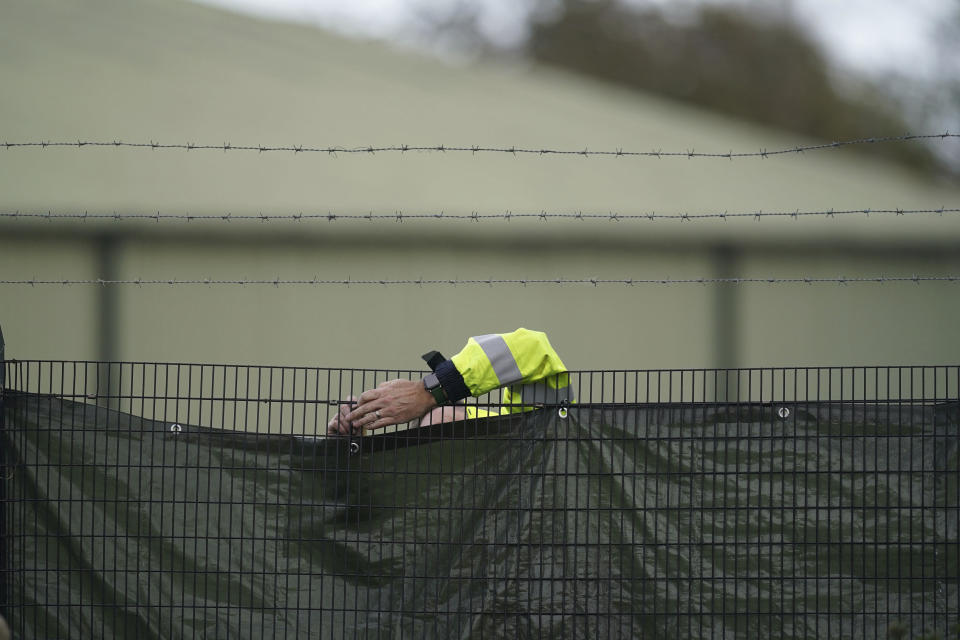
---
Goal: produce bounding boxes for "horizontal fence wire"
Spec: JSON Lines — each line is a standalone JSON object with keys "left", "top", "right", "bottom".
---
{"left": 2, "top": 132, "right": 956, "bottom": 159}
{"left": 2, "top": 361, "right": 958, "bottom": 639}
{"left": 1, "top": 276, "right": 958, "bottom": 287}
{"left": 2, "top": 207, "right": 958, "bottom": 223}
{"left": 5, "top": 361, "right": 960, "bottom": 432}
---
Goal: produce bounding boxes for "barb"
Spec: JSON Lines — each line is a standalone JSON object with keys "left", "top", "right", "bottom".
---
{"left": 2, "top": 132, "right": 956, "bottom": 159}
{"left": 0, "top": 276, "right": 956, "bottom": 287}
{"left": 1, "top": 207, "right": 956, "bottom": 223}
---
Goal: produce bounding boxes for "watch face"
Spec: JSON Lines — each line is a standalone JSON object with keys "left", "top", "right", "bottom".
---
{"left": 424, "top": 372, "right": 439, "bottom": 389}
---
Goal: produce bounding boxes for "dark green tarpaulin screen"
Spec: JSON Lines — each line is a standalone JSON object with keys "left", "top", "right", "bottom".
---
{"left": 2, "top": 388, "right": 959, "bottom": 638}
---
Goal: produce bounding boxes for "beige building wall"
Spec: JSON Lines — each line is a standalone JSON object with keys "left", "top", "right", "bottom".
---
{"left": 1, "top": 0, "right": 959, "bottom": 371}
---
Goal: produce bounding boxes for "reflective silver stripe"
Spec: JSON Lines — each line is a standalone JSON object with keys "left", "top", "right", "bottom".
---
{"left": 519, "top": 381, "right": 575, "bottom": 405}
{"left": 473, "top": 333, "right": 524, "bottom": 385}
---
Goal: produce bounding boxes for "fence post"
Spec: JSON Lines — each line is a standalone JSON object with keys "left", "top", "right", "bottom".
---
{"left": 0, "top": 324, "right": 7, "bottom": 621}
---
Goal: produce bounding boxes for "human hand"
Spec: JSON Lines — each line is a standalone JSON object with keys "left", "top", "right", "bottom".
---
{"left": 346, "top": 378, "right": 437, "bottom": 431}
{"left": 326, "top": 396, "right": 358, "bottom": 435}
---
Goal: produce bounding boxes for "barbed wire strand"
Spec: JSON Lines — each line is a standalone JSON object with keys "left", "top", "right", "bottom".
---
{"left": 1, "top": 276, "right": 957, "bottom": 287}
{"left": 1, "top": 207, "right": 956, "bottom": 223}
{"left": 2, "top": 132, "right": 956, "bottom": 160}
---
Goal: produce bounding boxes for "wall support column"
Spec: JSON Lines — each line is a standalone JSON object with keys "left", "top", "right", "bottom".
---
{"left": 95, "top": 235, "right": 120, "bottom": 410}
{"left": 712, "top": 245, "right": 740, "bottom": 402}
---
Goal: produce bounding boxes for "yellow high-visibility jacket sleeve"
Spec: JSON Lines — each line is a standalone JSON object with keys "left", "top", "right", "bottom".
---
{"left": 448, "top": 328, "right": 570, "bottom": 398}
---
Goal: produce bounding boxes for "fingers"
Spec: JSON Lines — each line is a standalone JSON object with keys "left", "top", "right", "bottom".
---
{"left": 350, "top": 405, "right": 390, "bottom": 432}
{"left": 356, "top": 388, "right": 381, "bottom": 406}
{"left": 327, "top": 396, "right": 358, "bottom": 435}
{"left": 327, "top": 392, "right": 389, "bottom": 435}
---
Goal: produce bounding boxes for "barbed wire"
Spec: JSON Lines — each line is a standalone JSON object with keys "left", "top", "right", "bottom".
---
{"left": 2, "top": 132, "right": 956, "bottom": 160}
{"left": 1, "top": 207, "right": 957, "bottom": 223}
{"left": 1, "top": 276, "right": 957, "bottom": 287}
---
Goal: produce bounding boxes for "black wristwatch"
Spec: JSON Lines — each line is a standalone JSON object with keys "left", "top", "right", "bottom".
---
{"left": 422, "top": 372, "right": 448, "bottom": 405}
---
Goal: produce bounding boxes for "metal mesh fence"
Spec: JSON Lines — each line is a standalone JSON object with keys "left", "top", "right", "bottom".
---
{"left": 2, "top": 360, "right": 958, "bottom": 638}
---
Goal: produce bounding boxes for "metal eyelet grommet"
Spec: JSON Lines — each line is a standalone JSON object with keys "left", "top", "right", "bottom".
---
{"left": 349, "top": 441, "right": 360, "bottom": 455}
{"left": 170, "top": 423, "right": 182, "bottom": 433}
{"left": 777, "top": 407, "right": 790, "bottom": 419}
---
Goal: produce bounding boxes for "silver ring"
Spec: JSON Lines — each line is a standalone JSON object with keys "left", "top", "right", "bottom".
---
{"left": 375, "top": 410, "right": 382, "bottom": 420}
